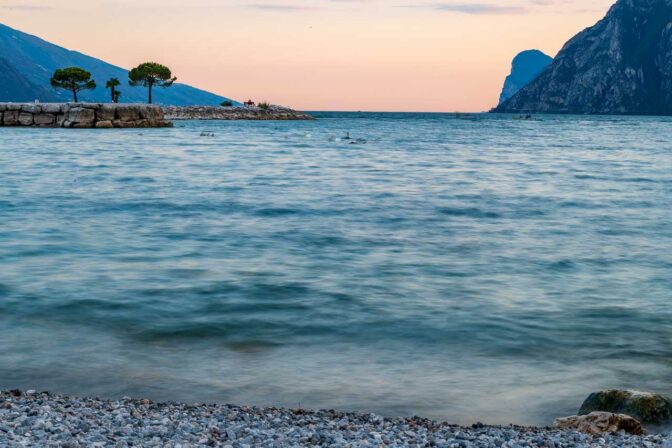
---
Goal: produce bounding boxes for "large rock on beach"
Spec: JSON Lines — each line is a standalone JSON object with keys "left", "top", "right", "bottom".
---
{"left": 555, "top": 412, "right": 645, "bottom": 436}
{"left": 579, "top": 390, "right": 672, "bottom": 425}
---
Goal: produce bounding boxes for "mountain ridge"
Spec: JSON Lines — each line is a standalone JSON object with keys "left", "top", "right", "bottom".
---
{"left": 0, "top": 23, "right": 238, "bottom": 105}
{"left": 498, "top": 50, "right": 553, "bottom": 105}
{"left": 494, "top": 0, "right": 672, "bottom": 115}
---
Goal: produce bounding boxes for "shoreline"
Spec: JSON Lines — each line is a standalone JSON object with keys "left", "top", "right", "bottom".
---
{"left": 1, "top": 390, "right": 670, "bottom": 447}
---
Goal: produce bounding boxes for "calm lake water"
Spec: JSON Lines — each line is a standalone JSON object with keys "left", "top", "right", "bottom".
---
{"left": 1, "top": 112, "right": 671, "bottom": 426}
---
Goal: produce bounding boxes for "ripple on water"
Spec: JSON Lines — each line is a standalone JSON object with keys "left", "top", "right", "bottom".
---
{"left": 1, "top": 114, "right": 672, "bottom": 427}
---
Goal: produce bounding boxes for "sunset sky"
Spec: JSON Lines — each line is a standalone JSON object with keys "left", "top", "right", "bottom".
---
{"left": 1, "top": 0, "right": 614, "bottom": 111}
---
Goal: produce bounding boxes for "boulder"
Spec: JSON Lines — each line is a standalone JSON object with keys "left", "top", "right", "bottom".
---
{"left": 112, "top": 120, "right": 137, "bottom": 128}
{"left": 18, "top": 112, "right": 33, "bottom": 126}
{"left": 67, "top": 107, "right": 96, "bottom": 126}
{"left": 579, "top": 390, "right": 672, "bottom": 425}
{"left": 21, "top": 104, "right": 40, "bottom": 113}
{"left": 138, "top": 105, "right": 161, "bottom": 120}
{"left": 34, "top": 114, "right": 55, "bottom": 126}
{"left": 41, "top": 104, "right": 63, "bottom": 114}
{"left": 555, "top": 412, "right": 645, "bottom": 436}
{"left": 95, "top": 120, "right": 114, "bottom": 129}
{"left": 115, "top": 106, "right": 140, "bottom": 121}
{"left": 97, "top": 104, "right": 116, "bottom": 121}
{"left": 3, "top": 110, "right": 19, "bottom": 125}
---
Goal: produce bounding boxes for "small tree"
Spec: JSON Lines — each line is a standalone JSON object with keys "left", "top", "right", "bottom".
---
{"left": 221, "top": 100, "right": 233, "bottom": 107}
{"left": 128, "top": 62, "right": 176, "bottom": 104}
{"left": 106, "top": 78, "right": 121, "bottom": 103}
{"left": 50, "top": 67, "right": 96, "bottom": 102}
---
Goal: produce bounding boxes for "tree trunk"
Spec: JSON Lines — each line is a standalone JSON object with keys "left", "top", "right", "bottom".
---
{"left": 148, "top": 82, "right": 153, "bottom": 104}
{"left": 71, "top": 80, "right": 78, "bottom": 103}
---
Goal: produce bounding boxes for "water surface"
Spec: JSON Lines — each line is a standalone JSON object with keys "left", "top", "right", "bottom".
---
{"left": 1, "top": 113, "right": 671, "bottom": 425}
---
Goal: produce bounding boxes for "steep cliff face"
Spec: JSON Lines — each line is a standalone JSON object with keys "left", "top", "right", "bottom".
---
{"left": 495, "top": 0, "right": 672, "bottom": 115}
{"left": 498, "top": 50, "right": 552, "bottom": 104}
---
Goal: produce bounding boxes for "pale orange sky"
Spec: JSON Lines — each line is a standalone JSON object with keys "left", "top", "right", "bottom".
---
{"left": 1, "top": 0, "right": 614, "bottom": 111}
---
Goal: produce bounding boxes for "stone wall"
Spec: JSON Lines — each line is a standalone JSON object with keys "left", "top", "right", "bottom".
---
{"left": 163, "top": 105, "right": 314, "bottom": 121}
{"left": 0, "top": 103, "right": 173, "bottom": 128}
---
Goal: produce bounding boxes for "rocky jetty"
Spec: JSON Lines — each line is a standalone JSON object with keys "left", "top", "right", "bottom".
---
{"left": 498, "top": 50, "right": 552, "bottom": 104}
{"left": 0, "top": 103, "right": 172, "bottom": 128}
{"left": 2, "top": 390, "right": 671, "bottom": 447}
{"left": 495, "top": 0, "right": 672, "bottom": 115}
{"left": 164, "top": 105, "right": 314, "bottom": 121}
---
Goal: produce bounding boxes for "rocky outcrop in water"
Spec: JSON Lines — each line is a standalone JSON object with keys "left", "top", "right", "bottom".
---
{"left": 498, "top": 50, "right": 552, "bottom": 104}
{"left": 579, "top": 390, "right": 672, "bottom": 425}
{"left": 163, "top": 105, "right": 314, "bottom": 121}
{"left": 0, "top": 103, "right": 172, "bottom": 128}
{"left": 495, "top": 0, "right": 672, "bottom": 115}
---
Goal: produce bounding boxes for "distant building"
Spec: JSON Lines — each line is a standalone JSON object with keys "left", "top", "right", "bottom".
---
{"left": 244, "top": 99, "right": 256, "bottom": 107}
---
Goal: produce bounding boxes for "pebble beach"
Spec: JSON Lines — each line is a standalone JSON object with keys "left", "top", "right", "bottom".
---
{"left": 1, "top": 390, "right": 671, "bottom": 448}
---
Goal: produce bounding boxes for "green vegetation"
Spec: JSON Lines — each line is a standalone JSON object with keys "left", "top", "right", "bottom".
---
{"left": 50, "top": 67, "right": 96, "bottom": 103}
{"left": 258, "top": 102, "right": 271, "bottom": 110}
{"left": 106, "top": 78, "right": 121, "bottom": 103}
{"left": 128, "top": 62, "right": 177, "bottom": 104}
{"left": 221, "top": 100, "right": 234, "bottom": 107}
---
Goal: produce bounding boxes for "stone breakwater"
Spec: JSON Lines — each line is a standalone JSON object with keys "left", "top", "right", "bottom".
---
{"left": 164, "top": 105, "right": 315, "bottom": 121}
{"left": 0, "top": 103, "right": 173, "bottom": 128}
{"left": 2, "top": 391, "right": 671, "bottom": 447}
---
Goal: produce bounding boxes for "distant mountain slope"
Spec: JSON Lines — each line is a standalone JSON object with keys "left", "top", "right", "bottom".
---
{"left": 0, "top": 23, "right": 238, "bottom": 105}
{"left": 498, "top": 50, "right": 552, "bottom": 104}
{"left": 495, "top": 0, "right": 672, "bottom": 115}
{"left": 0, "top": 57, "right": 57, "bottom": 102}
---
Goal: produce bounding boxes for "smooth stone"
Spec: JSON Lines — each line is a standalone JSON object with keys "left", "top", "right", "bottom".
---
{"left": 555, "top": 412, "right": 645, "bottom": 436}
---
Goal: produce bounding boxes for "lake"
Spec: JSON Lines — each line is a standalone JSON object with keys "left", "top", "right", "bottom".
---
{"left": 1, "top": 112, "right": 671, "bottom": 426}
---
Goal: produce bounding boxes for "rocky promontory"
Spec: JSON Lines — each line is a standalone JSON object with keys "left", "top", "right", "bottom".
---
{"left": 164, "top": 105, "right": 314, "bottom": 121}
{"left": 498, "top": 50, "right": 552, "bottom": 105}
{"left": 495, "top": 0, "right": 672, "bottom": 115}
{"left": 0, "top": 103, "right": 172, "bottom": 128}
